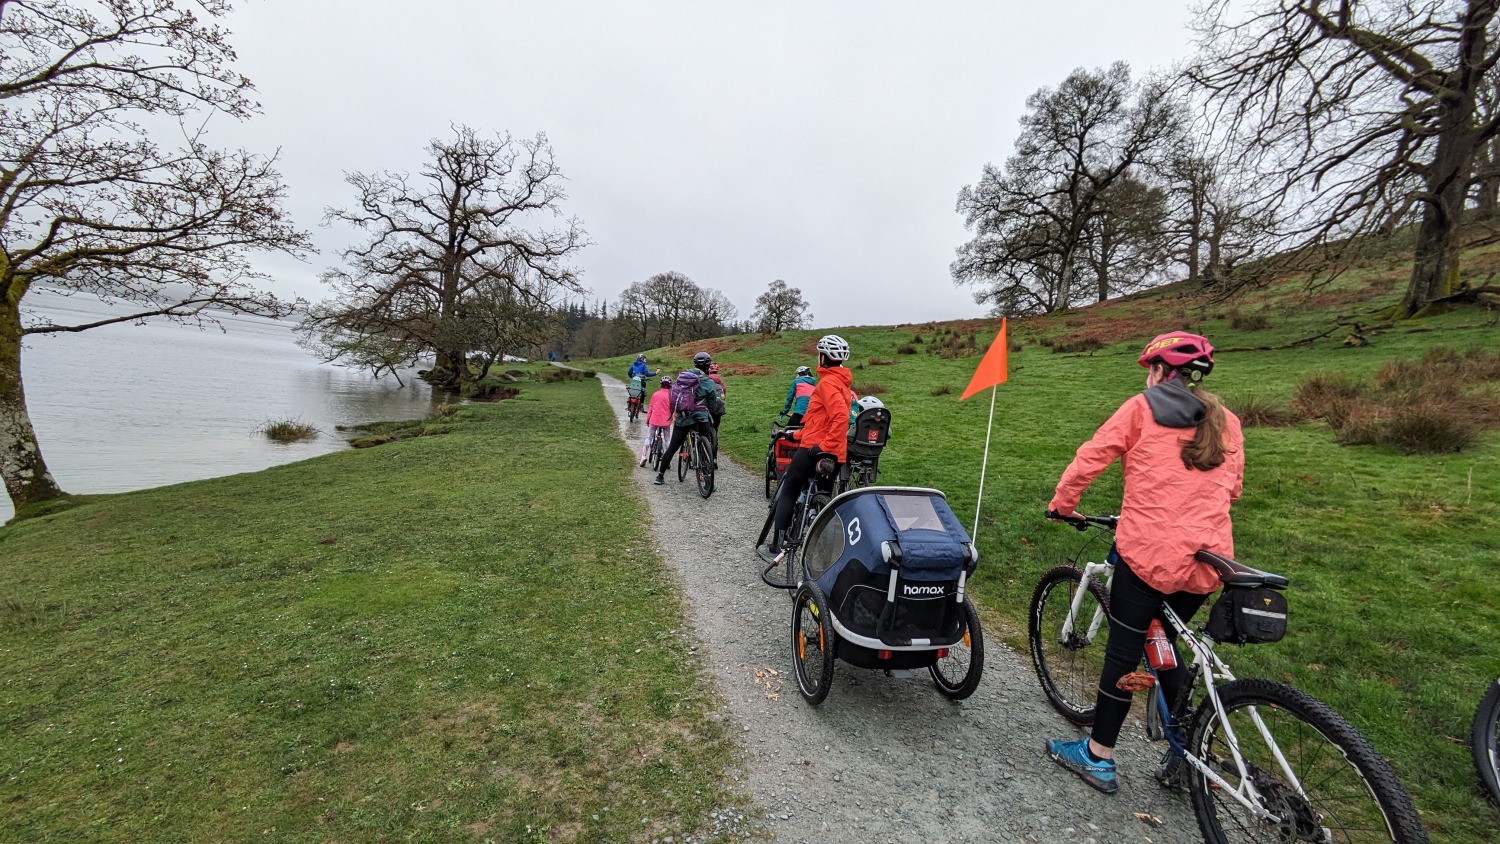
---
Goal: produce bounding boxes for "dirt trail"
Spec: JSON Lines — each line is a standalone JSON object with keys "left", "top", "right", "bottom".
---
{"left": 595, "top": 373, "right": 1200, "bottom": 844}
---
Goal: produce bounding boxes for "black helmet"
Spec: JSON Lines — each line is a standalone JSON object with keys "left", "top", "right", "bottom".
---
{"left": 693, "top": 352, "right": 712, "bottom": 368}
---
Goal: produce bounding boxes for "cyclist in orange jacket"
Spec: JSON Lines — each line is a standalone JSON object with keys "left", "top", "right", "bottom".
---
{"left": 758, "top": 335, "right": 854, "bottom": 566}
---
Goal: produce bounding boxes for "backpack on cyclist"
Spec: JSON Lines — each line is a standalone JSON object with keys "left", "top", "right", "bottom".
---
{"left": 706, "top": 384, "right": 726, "bottom": 417}
{"left": 671, "top": 370, "right": 706, "bottom": 413}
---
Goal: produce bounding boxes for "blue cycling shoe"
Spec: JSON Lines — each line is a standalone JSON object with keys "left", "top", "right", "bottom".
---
{"left": 1046, "top": 737, "right": 1118, "bottom": 794}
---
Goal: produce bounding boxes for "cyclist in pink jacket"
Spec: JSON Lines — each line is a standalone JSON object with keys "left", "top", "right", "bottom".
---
{"left": 1044, "top": 332, "right": 1244, "bottom": 794}
{"left": 639, "top": 376, "right": 674, "bottom": 467}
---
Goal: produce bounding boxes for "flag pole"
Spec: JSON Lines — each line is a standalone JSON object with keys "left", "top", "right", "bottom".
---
{"left": 972, "top": 383, "right": 998, "bottom": 543}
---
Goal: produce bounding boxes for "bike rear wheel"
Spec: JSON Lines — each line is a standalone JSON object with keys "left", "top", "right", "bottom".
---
{"left": 1471, "top": 678, "right": 1500, "bottom": 807}
{"left": 628, "top": 398, "right": 640, "bottom": 422}
{"left": 1028, "top": 565, "right": 1110, "bottom": 725}
{"left": 1189, "top": 678, "right": 1428, "bottom": 844}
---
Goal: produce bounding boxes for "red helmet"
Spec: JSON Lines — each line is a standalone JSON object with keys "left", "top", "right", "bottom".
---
{"left": 1139, "top": 332, "right": 1215, "bottom": 378}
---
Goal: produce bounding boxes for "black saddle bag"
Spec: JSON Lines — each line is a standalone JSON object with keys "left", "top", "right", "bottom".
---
{"left": 1205, "top": 586, "right": 1288, "bottom": 645}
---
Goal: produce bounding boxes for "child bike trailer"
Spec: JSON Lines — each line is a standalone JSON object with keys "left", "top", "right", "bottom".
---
{"left": 790, "top": 486, "right": 984, "bottom": 705}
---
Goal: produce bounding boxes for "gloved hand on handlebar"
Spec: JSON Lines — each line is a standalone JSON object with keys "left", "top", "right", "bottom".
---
{"left": 1045, "top": 508, "right": 1089, "bottom": 530}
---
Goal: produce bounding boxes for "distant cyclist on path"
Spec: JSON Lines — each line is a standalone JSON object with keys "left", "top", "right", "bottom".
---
{"left": 653, "top": 352, "right": 722, "bottom": 485}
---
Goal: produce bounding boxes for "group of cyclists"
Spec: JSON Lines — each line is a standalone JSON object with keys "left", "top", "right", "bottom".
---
{"left": 626, "top": 329, "right": 1247, "bottom": 798}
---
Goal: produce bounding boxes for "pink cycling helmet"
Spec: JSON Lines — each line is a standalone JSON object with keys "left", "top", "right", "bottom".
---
{"left": 1139, "top": 331, "right": 1215, "bottom": 379}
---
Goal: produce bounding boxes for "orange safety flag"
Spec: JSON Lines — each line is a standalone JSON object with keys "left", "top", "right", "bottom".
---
{"left": 960, "top": 318, "right": 1009, "bottom": 400}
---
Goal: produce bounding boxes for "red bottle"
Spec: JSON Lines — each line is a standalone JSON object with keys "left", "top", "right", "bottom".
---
{"left": 1145, "top": 619, "right": 1178, "bottom": 670}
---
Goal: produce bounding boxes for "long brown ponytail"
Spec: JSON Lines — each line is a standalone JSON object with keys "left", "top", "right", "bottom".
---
{"left": 1181, "top": 386, "right": 1229, "bottom": 471}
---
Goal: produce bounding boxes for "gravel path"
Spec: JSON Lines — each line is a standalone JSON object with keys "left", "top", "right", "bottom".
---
{"left": 596, "top": 373, "right": 1201, "bottom": 844}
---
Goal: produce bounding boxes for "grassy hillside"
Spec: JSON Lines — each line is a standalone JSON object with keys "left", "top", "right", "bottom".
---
{"left": 0, "top": 374, "right": 739, "bottom": 843}
{"left": 596, "top": 259, "right": 1500, "bottom": 841}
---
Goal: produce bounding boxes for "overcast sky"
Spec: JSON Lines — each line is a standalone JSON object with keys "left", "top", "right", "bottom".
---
{"left": 211, "top": 0, "right": 1200, "bottom": 326}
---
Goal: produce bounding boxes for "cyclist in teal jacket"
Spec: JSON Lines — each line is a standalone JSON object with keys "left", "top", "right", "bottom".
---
{"left": 781, "top": 366, "right": 816, "bottom": 425}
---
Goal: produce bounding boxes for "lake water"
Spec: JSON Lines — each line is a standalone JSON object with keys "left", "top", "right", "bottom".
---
{"left": 5, "top": 289, "right": 440, "bottom": 521}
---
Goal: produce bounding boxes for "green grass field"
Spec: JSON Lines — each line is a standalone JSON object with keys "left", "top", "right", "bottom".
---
{"left": 597, "top": 268, "right": 1500, "bottom": 841}
{"left": 0, "top": 376, "right": 739, "bottom": 843}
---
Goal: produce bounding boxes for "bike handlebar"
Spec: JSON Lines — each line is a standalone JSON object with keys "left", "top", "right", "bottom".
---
{"left": 1045, "top": 510, "right": 1119, "bottom": 531}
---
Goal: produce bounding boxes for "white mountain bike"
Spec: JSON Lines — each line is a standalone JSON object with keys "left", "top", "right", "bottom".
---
{"left": 1029, "top": 512, "right": 1428, "bottom": 844}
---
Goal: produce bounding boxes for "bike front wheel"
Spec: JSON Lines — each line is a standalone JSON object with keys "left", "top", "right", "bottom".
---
{"left": 1472, "top": 678, "right": 1500, "bottom": 807}
{"left": 1189, "top": 678, "right": 1428, "bottom": 844}
{"left": 677, "top": 441, "right": 690, "bottom": 482}
{"left": 1028, "top": 565, "right": 1110, "bottom": 725}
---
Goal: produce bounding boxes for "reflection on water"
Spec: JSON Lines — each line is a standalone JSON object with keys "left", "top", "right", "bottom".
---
{"left": 5, "top": 288, "right": 439, "bottom": 521}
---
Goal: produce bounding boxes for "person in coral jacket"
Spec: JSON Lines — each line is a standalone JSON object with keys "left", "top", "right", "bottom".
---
{"left": 758, "top": 334, "right": 854, "bottom": 566}
{"left": 639, "top": 376, "right": 674, "bottom": 467}
{"left": 1043, "top": 332, "right": 1244, "bottom": 795}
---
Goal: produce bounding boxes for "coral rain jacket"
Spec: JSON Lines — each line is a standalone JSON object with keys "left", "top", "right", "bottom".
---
{"left": 646, "top": 387, "right": 673, "bottom": 427}
{"left": 1049, "top": 378, "right": 1245, "bottom": 595}
{"left": 791, "top": 365, "right": 855, "bottom": 461}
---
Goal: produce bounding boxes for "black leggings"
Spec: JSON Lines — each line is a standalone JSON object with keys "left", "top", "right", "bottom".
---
{"left": 770, "top": 447, "right": 828, "bottom": 545}
{"left": 656, "top": 419, "right": 715, "bottom": 475}
{"left": 1091, "top": 557, "right": 1211, "bottom": 749}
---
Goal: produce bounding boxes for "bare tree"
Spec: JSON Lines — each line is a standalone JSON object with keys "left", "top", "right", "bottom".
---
{"left": 953, "top": 63, "right": 1182, "bottom": 314}
{"left": 1163, "top": 143, "right": 1279, "bottom": 288}
{"left": 1, "top": 0, "right": 312, "bottom": 512}
{"left": 304, "top": 126, "right": 588, "bottom": 389}
{"left": 751, "top": 279, "right": 812, "bottom": 333}
{"left": 1191, "top": 0, "right": 1500, "bottom": 316}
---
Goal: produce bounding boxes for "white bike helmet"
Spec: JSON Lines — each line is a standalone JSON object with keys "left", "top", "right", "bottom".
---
{"left": 854, "top": 396, "right": 885, "bottom": 413}
{"left": 816, "top": 334, "right": 850, "bottom": 361}
{"left": 795, "top": 365, "right": 812, "bottom": 377}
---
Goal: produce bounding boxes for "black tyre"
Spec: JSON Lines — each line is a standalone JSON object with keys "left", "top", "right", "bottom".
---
{"left": 676, "top": 440, "right": 690, "bottom": 482}
{"left": 649, "top": 434, "right": 664, "bottom": 470}
{"left": 1028, "top": 565, "right": 1110, "bottom": 725}
{"left": 628, "top": 398, "right": 640, "bottom": 422}
{"left": 792, "top": 582, "right": 836, "bottom": 705}
{"left": 765, "top": 449, "right": 776, "bottom": 499}
{"left": 695, "top": 437, "right": 715, "bottom": 499}
{"left": 1471, "top": 678, "right": 1500, "bottom": 807}
{"left": 931, "top": 597, "right": 985, "bottom": 700}
{"left": 1189, "top": 678, "right": 1429, "bottom": 844}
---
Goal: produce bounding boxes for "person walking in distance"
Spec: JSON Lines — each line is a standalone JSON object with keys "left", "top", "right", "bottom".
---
{"left": 757, "top": 335, "right": 854, "bottom": 564}
{"left": 639, "top": 376, "right": 674, "bottom": 467}
{"left": 1043, "top": 332, "right": 1243, "bottom": 794}
{"left": 653, "top": 352, "right": 722, "bottom": 485}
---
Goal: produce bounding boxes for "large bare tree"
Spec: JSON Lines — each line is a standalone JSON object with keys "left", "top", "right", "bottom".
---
{"left": 305, "top": 126, "right": 588, "bottom": 389}
{"left": 1191, "top": 0, "right": 1500, "bottom": 316}
{"left": 1, "top": 0, "right": 311, "bottom": 512}
{"left": 751, "top": 279, "right": 812, "bottom": 334}
{"left": 953, "top": 63, "right": 1181, "bottom": 314}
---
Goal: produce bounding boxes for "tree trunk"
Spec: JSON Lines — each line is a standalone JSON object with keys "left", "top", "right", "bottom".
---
{"left": 1404, "top": 103, "right": 1477, "bottom": 317}
{"left": 0, "top": 292, "right": 65, "bottom": 512}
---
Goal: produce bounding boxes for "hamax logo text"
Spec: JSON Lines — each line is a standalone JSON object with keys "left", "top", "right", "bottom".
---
{"left": 903, "top": 585, "right": 947, "bottom": 597}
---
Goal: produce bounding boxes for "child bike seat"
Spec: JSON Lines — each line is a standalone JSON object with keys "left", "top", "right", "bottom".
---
{"left": 1194, "top": 550, "right": 1289, "bottom": 590}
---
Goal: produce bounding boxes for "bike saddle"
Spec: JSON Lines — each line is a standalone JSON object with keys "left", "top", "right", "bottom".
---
{"left": 1195, "top": 550, "right": 1289, "bottom": 590}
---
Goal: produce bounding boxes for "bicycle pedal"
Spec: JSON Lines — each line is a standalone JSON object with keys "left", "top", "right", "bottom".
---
{"left": 1116, "top": 672, "right": 1157, "bottom": 692}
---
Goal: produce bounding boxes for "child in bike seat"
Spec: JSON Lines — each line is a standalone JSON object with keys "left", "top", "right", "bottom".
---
{"left": 1044, "top": 332, "right": 1244, "bottom": 794}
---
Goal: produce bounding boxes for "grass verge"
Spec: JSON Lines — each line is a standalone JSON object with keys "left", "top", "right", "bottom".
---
{"left": 0, "top": 378, "right": 738, "bottom": 843}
